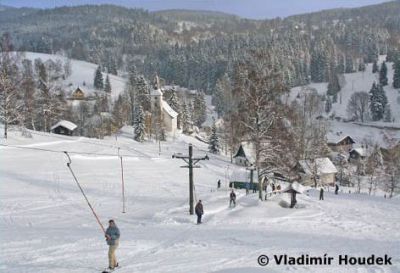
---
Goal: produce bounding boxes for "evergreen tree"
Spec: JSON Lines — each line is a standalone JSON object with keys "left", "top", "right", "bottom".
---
{"left": 208, "top": 121, "right": 220, "bottom": 154}
{"left": 193, "top": 92, "right": 207, "bottom": 127}
{"left": 384, "top": 105, "right": 392, "bottom": 122}
{"left": 104, "top": 74, "right": 112, "bottom": 93}
{"left": 345, "top": 55, "right": 354, "bottom": 73}
{"left": 134, "top": 105, "right": 145, "bottom": 142}
{"left": 327, "top": 74, "right": 340, "bottom": 96}
{"left": 372, "top": 60, "right": 378, "bottom": 74}
{"left": 325, "top": 96, "right": 332, "bottom": 113}
{"left": 379, "top": 61, "right": 388, "bottom": 86}
{"left": 358, "top": 61, "right": 366, "bottom": 72}
{"left": 180, "top": 100, "right": 189, "bottom": 133}
{"left": 369, "top": 83, "right": 388, "bottom": 121}
{"left": 94, "top": 65, "right": 104, "bottom": 90}
{"left": 393, "top": 60, "right": 400, "bottom": 89}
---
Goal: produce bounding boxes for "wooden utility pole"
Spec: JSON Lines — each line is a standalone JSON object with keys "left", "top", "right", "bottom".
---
{"left": 173, "top": 144, "right": 209, "bottom": 215}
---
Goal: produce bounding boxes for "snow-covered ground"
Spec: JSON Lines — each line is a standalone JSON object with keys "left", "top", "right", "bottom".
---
{"left": 1, "top": 127, "right": 399, "bottom": 273}
{"left": 21, "top": 52, "right": 126, "bottom": 100}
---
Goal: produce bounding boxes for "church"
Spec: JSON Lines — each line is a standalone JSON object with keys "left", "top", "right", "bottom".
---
{"left": 150, "top": 76, "right": 178, "bottom": 136}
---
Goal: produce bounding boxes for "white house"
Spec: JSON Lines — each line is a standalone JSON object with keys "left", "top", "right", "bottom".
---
{"left": 296, "top": 157, "right": 338, "bottom": 186}
{"left": 233, "top": 142, "right": 255, "bottom": 167}
{"left": 150, "top": 77, "right": 178, "bottom": 136}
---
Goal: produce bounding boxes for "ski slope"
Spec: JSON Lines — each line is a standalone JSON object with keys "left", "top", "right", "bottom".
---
{"left": 1, "top": 127, "right": 399, "bottom": 273}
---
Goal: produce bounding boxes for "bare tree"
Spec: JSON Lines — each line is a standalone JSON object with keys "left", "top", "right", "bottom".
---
{"left": 346, "top": 91, "right": 369, "bottom": 122}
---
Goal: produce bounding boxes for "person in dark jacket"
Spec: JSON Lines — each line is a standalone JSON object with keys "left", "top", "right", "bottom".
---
{"left": 105, "top": 219, "right": 120, "bottom": 270}
{"left": 217, "top": 180, "right": 221, "bottom": 189}
{"left": 195, "top": 200, "right": 204, "bottom": 224}
{"left": 335, "top": 184, "right": 339, "bottom": 195}
{"left": 229, "top": 190, "right": 236, "bottom": 207}
{"left": 319, "top": 187, "right": 324, "bottom": 200}
{"left": 272, "top": 183, "right": 276, "bottom": 194}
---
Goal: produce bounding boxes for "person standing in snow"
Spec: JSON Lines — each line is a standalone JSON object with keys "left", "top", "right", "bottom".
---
{"left": 272, "top": 183, "right": 276, "bottom": 194}
{"left": 319, "top": 187, "right": 324, "bottom": 200}
{"left": 229, "top": 190, "right": 236, "bottom": 207}
{"left": 195, "top": 200, "right": 204, "bottom": 224}
{"left": 217, "top": 180, "right": 221, "bottom": 189}
{"left": 245, "top": 182, "right": 250, "bottom": 195}
{"left": 335, "top": 184, "right": 339, "bottom": 195}
{"left": 105, "top": 219, "right": 120, "bottom": 270}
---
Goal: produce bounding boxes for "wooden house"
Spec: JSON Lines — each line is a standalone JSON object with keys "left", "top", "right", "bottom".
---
{"left": 327, "top": 133, "right": 355, "bottom": 152}
{"left": 50, "top": 120, "right": 77, "bottom": 136}
{"left": 71, "top": 87, "right": 85, "bottom": 100}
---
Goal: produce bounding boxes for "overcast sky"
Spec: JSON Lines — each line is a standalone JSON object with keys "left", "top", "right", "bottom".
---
{"left": 1, "top": 0, "right": 394, "bottom": 19}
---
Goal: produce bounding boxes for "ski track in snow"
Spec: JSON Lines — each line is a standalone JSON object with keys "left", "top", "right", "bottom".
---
{"left": 1, "top": 128, "right": 399, "bottom": 273}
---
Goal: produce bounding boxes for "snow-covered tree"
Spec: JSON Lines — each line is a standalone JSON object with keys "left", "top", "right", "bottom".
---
{"left": 379, "top": 61, "right": 388, "bottom": 86}
{"left": 193, "top": 92, "right": 207, "bottom": 127}
{"left": 346, "top": 91, "right": 369, "bottom": 122}
{"left": 327, "top": 73, "right": 340, "bottom": 96}
{"left": 384, "top": 104, "right": 392, "bottom": 122}
{"left": 393, "top": 60, "right": 400, "bottom": 89}
{"left": 134, "top": 105, "right": 145, "bottom": 142}
{"left": 372, "top": 60, "right": 378, "bottom": 73}
{"left": 104, "top": 74, "right": 112, "bottom": 94}
{"left": 208, "top": 120, "right": 220, "bottom": 154}
{"left": 93, "top": 65, "right": 104, "bottom": 90}
{"left": 369, "top": 82, "right": 388, "bottom": 121}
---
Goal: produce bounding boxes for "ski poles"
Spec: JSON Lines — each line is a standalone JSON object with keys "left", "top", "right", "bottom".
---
{"left": 64, "top": 151, "right": 106, "bottom": 234}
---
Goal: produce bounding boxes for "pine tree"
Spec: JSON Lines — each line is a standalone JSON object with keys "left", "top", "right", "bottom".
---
{"left": 345, "top": 55, "right": 354, "bottom": 73}
{"left": 180, "top": 100, "right": 189, "bottom": 133}
{"left": 372, "top": 60, "right": 378, "bottom": 74}
{"left": 104, "top": 74, "right": 112, "bottom": 94}
{"left": 325, "top": 96, "right": 332, "bottom": 113}
{"left": 327, "top": 74, "right": 340, "bottom": 96}
{"left": 379, "top": 61, "right": 388, "bottom": 86}
{"left": 208, "top": 121, "right": 220, "bottom": 154}
{"left": 134, "top": 105, "right": 145, "bottom": 142}
{"left": 384, "top": 105, "right": 392, "bottom": 122}
{"left": 94, "top": 65, "right": 104, "bottom": 90}
{"left": 193, "top": 92, "right": 207, "bottom": 127}
{"left": 393, "top": 60, "right": 400, "bottom": 89}
{"left": 369, "top": 83, "right": 388, "bottom": 121}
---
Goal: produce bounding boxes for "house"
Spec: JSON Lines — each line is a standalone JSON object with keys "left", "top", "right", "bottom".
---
{"left": 233, "top": 142, "right": 255, "bottom": 167}
{"left": 70, "top": 87, "right": 85, "bottom": 100}
{"left": 349, "top": 147, "right": 368, "bottom": 162}
{"left": 150, "top": 76, "right": 178, "bottom": 136}
{"left": 296, "top": 157, "right": 338, "bottom": 186}
{"left": 50, "top": 120, "right": 77, "bottom": 136}
{"left": 327, "top": 132, "right": 355, "bottom": 152}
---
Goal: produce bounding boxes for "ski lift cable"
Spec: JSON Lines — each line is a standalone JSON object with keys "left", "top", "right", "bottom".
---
{"left": 64, "top": 151, "right": 106, "bottom": 234}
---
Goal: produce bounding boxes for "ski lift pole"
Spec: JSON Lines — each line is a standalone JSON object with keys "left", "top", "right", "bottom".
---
{"left": 118, "top": 148, "right": 126, "bottom": 213}
{"left": 64, "top": 151, "right": 106, "bottom": 234}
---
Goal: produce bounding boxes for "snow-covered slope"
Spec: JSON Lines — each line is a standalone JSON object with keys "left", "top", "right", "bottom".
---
{"left": 22, "top": 52, "right": 126, "bottom": 100}
{"left": 1, "top": 127, "right": 399, "bottom": 273}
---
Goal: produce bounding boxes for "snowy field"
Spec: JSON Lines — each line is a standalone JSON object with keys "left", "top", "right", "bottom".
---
{"left": 1, "top": 127, "right": 399, "bottom": 273}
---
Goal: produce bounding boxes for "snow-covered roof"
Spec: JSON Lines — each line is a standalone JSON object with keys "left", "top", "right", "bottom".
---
{"left": 151, "top": 88, "right": 163, "bottom": 96}
{"left": 350, "top": 147, "right": 368, "bottom": 157}
{"left": 161, "top": 100, "right": 178, "bottom": 118}
{"left": 233, "top": 142, "right": 256, "bottom": 164}
{"left": 51, "top": 120, "right": 77, "bottom": 131}
{"left": 327, "top": 132, "right": 355, "bottom": 145}
{"left": 298, "top": 157, "right": 338, "bottom": 175}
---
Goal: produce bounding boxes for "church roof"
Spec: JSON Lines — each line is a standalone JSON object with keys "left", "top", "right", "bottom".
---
{"left": 151, "top": 88, "right": 163, "bottom": 96}
{"left": 161, "top": 100, "right": 178, "bottom": 118}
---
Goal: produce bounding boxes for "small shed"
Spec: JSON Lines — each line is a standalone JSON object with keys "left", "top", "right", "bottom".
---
{"left": 349, "top": 147, "right": 368, "bottom": 162}
{"left": 233, "top": 142, "right": 255, "bottom": 167}
{"left": 51, "top": 120, "right": 77, "bottom": 136}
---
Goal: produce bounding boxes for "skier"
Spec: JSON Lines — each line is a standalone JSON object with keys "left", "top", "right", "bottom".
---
{"left": 217, "top": 179, "right": 221, "bottom": 189}
{"left": 335, "top": 184, "right": 339, "bottom": 195}
{"left": 245, "top": 182, "right": 250, "bottom": 195}
{"left": 319, "top": 187, "right": 324, "bottom": 200}
{"left": 229, "top": 190, "right": 236, "bottom": 207}
{"left": 272, "top": 183, "right": 276, "bottom": 194}
{"left": 276, "top": 184, "right": 281, "bottom": 193}
{"left": 105, "top": 219, "right": 120, "bottom": 271}
{"left": 195, "top": 200, "right": 204, "bottom": 224}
